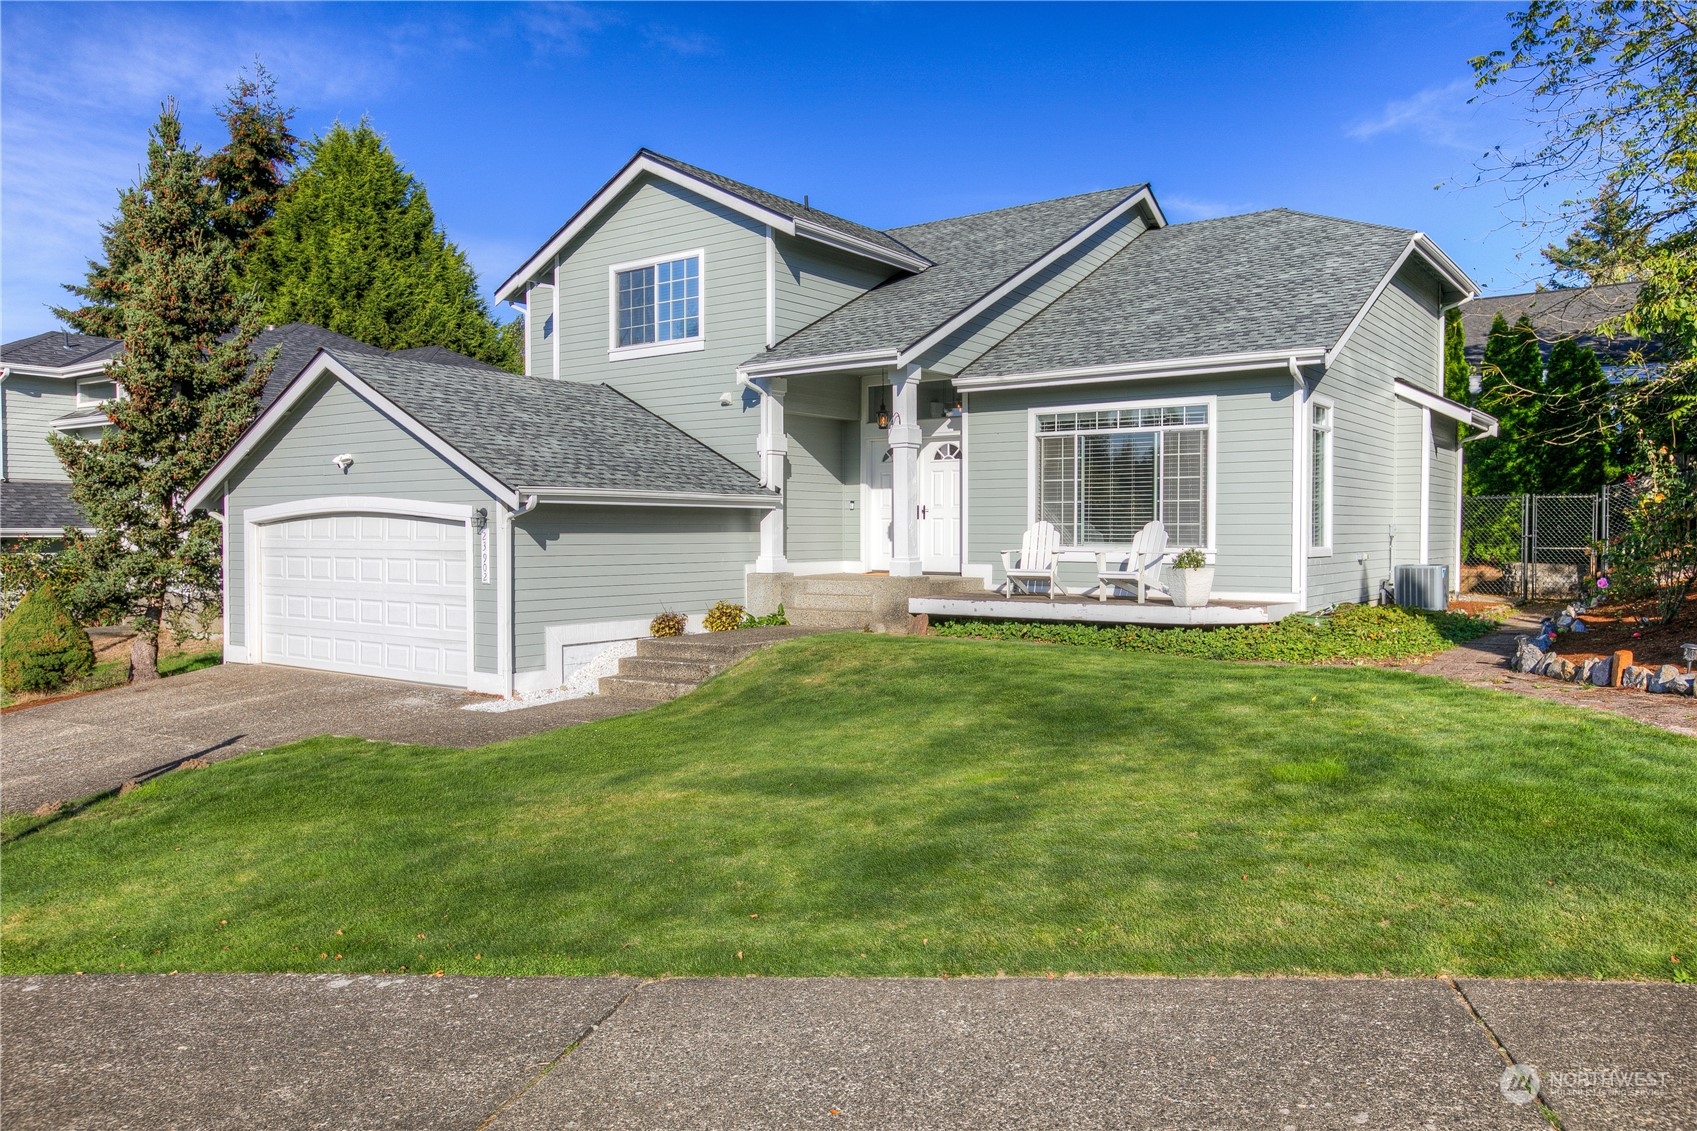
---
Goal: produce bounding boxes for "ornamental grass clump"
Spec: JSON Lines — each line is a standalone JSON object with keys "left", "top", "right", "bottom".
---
{"left": 703, "top": 601, "right": 746, "bottom": 632}
{"left": 1, "top": 585, "right": 97, "bottom": 693}
{"left": 649, "top": 611, "right": 687, "bottom": 638}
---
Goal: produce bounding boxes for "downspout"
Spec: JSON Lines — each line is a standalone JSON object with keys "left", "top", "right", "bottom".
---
{"left": 1288, "top": 356, "right": 1308, "bottom": 611}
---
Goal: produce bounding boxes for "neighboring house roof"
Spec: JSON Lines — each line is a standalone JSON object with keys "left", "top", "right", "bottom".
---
{"left": 0, "top": 480, "right": 87, "bottom": 535}
{"left": 188, "top": 348, "right": 775, "bottom": 512}
{"left": 960, "top": 209, "right": 1424, "bottom": 380}
{"left": 0, "top": 331, "right": 122, "bottom": 374}
{"left": 748, "top": 185, "right": 1153, "bottom": 368}
{"left": 1460, "top": 282, "right": 1646, "bottom": 365}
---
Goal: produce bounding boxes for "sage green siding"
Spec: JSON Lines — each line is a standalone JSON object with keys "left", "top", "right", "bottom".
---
{"left": 511, "top": 505, "right": 759, "bottom": 672}
{"left": 774, "top": 235, "right": 893, "bottom": 342}
{"left": 549, "top": 176, "right": 770, "bottom": 474}
{"left": 223, "top": 378, "right": 502, "bottom": 673}
{"left": 3, "top": 375, "right": 76, "bottom": 480}
{"left": 527, "top": 282, "right": 556, "bottom": 380}
{"left": 966, "top": 372, "right": 1297, "bottom": 596}
{"left": 1431, "top": 416, "right": 1459, "bottom": 573}
{"left": 783, "top": 413, "right": 855, "bottom": 563}
{"left": 919, "top": 212, "right": 1149, "bottom": 376}
{"left": 1307, "top": 261, "right": 1449, "bottom": 608}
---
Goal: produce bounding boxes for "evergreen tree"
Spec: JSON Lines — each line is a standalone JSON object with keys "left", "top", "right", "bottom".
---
{"left": 248, "top": 121, "right": 519, "bottom": 372}
{"left": 1466, "top": 314, "right": 1546, "bottom": 494}
{"left": 1535, "top": 338, "right": 1616, "bottom": 491}
{"left": 1443, "top": 306, "right": 1472, "bottom": 407}
{"left": 205, "top": 61, "right": 299, "bottom": 255}
{"left": 48, "top": 104, "right": 268, "bottom": 681}
{"left": 56, "top": 62, "right": 297, "bottom": 338}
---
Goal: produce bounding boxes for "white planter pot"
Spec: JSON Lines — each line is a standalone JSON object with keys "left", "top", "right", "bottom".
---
{"left": 1170, "top": 567, "right": 1215, "bottom": 608}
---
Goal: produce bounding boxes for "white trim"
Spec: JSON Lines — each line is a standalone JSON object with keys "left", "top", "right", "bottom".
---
{"left": 1419, "top": 406, "right": 1432, "bottom": 565}
{"left": 496, "top": 501, "right": 514, "bottom": 695}
{"left": 0, "top": 358, "right": 116, "bottom": 380}
{"left": 1392, "top": 378, "right": 1498, "bottom": 436}
{"left": 184, "top": 353, "right": 521, "bottom": 512}
{"left": 551, "top": 261, "right": 562, "bottom": 381}
{"left": 49, "top": 411, "right": 112, "bottom": 433}
{"left": 765, "top": 224, "right": 776, "bottom": 349}
{"left": 1307, "top": 394, "right": 1335, "bottom": 557}
{"left": 516, "top": 487, "right": 780, "bottom": 510}
{"left": 1326, "top": 234, "right": 1479, "bottom": 367}
{"left": 1289, "top": 362, "right": 1307, "bottom": 609}
{"left": 739, "top": 348, "right": 901, "bottom": 381}
{"left": 959, "top": 390, "right": 971, "bottom": 578}
{"left": 243, "top": 496, "right": 481, "bottom": 526}
{"left": 901, "top": 187, "right": 1164, "bottom": 364}
{"left": 607, "top": 247, "right": 706, "bottom": 360}
{"left": 495, "top": 153, "right": 928, "bottom": 302}
{"left": 523, "top": 283, "right": 534, "bottom": 376}
{"left": 952, "top": 348, "right": 1327, "bottom": 393}
{"left": 75, "top": 374, "right": 120, "bottom": 408}
{"left": 224, "top": 644, "right": 250, "bottom": 664}
{"left": 786, "top": 559, "right": 865, "bottom": 576}
{"left": 1024, "top": 393, "right": 1218, "bottom": 553}
{"left": 0, "top": 527, "right": 95, "bottom": 538}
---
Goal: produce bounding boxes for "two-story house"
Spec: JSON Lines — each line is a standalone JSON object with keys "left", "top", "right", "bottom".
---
{"left": 187, "top": 149, "right": 1496, "bottom": 696}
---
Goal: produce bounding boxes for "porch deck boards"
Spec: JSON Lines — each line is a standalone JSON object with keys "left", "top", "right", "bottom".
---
{"left": 909, "top": 593, "right": 1297, "bottom": 627}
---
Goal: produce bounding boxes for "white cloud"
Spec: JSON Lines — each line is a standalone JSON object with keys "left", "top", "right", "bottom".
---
{"left": 1345, "top": 78, "right": 1486, "bottom": 153}
{"left": 1160, "top": 194, "right": 1256, "bottom": 223}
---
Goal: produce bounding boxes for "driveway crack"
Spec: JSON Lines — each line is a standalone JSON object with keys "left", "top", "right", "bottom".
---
{"left": 1441, "top": 976, "right": 1566, "bottom": 1130}
{"left": 474, "top": 979, "right": 646, "bottom": 1130}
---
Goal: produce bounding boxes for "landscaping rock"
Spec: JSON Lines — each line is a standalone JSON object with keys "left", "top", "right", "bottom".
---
{"left": 1577, "top": 658, "right": 1598, "bottom": 683}
{"left": 1647, "top": 664, "right": 1686, "bottom": 694}
{"left": 1569, "top": 619, "right": 1588, "bottom": 633}
{"left": 1621, "top": 665, "right": 1650, "bottom": 691}
{"left": 1590, "top": 658, "right": 1613, "bottom": 686}
{"left": 1555, "top": 658, "right": 1577, "bottom": 681}
{"left": 1511, "top": 640, "right": 1544, "bottom": 673}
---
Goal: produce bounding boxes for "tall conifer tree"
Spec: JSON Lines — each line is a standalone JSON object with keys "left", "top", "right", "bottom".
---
{"left": 1466, "top": 314, "right": 1546, "bottom": 494}
{"left": 48, "top": 104, "right": 268, "bottom": 680}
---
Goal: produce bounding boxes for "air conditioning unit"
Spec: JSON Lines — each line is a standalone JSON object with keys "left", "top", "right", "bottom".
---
{"left": 1394, "top": 564, "right": 1450, "bottom": 612}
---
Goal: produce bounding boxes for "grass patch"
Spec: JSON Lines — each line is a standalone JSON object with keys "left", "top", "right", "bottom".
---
{"left": 2, "top": 635, "right": 1692, "bottom": 981}
{"left": 0, "top": 645, "right": 221, "bottom": 709}
{"left": 929, "top": 604, "right": 1499, "bottom": 663}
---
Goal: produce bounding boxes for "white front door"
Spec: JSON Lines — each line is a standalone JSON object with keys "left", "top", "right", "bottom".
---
{"left": 865, "top": 441, "right": 893, "bottom": 571}
{"left": 258, "top": 513, "right": 469, "bottom": 686}
{"left": 920, "top": 440, "right": 962, "bottom": 573}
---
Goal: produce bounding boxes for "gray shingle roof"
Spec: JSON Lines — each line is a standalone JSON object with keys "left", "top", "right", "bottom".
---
{"left": 961, "top": 209, "right": 1418, "bottom": 378}
{"left": 642, "top": 151, "right": 927, "bottom": 266}
{"left": 1460, "top": 283, "right": 1646, "bottom": 365}
{"left": 0, "top": 480, "right": 87, "bottom": 532}
{"left": 326, "top": 351, "right": 771, "bottom": 498}
{"left": 0, "top": 331, "right": 122, "bottom": 369}
{"left": 750, "top": 186, "right": 1148, "bottom": 366}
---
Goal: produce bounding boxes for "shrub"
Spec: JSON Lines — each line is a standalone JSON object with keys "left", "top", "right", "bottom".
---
{"left": 929, "top": 603, "right": 1497, "bottom": 664}
{"left": 649, "top": 611, "right": 687, "bottom": 638}
{"left": 742, "top": 604, "right": 789, "bottom": 627}
{"left": 1605, "top": 446, "right": 1697, "bottom": 624}
{"left": 703, "top": 600, "right": 746, "bottom": 632}
{"left": 1, "top": 585, "right": 97, "bottom": 693}
{"left": 1171, "top": 548, "right": 1207, "bottom": 570}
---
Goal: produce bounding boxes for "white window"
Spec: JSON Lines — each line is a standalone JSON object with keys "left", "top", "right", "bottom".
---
{"left": 1034, "top": 402, "right": 1209, "bottom": 547}
{"left": 76, "top": 376, "right": 119, "bottom": 408}
{"left": 609, "top": 250, "right": 704, "bottom": 359}
{"left": 1310, "top": 401, "right": 1333, "bottom": 552}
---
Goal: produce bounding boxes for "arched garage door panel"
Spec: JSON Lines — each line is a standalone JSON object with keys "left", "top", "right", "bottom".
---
{"left": 259, "top": 513, "right": 468, "bottom": 686}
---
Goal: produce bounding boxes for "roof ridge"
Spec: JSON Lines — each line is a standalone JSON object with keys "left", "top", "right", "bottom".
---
{"left": 885, "top": 184, "right": 1148, "bottom": 236}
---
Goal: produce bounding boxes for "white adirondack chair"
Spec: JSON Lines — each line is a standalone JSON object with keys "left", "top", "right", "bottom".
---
{"left": 1094, "top": 521, "right": 1169, "bottom": 603}
{"left": 1001, "top": 520, "right": 1063, "bottom": 598}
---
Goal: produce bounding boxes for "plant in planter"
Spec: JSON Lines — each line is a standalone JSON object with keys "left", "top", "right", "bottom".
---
{"left": 1168, "top": 548, "right": 1214, "bottom": 608}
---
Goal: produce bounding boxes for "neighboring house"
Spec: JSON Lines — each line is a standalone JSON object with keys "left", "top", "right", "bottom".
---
{"left": 1460, "top": 282, "right": 1651, "bottom": 372}
{"left": 188, "top": 149, "right": 1495, "bottom": 696}
{"left": 0, "top": 331, "right": 123, "bottom": 539}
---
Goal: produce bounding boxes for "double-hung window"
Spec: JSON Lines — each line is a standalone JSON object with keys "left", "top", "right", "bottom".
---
{"left": 76, "top": 376, "right": 119, "bottom": 408}
{"left": 1034, "top": 402, "right": 1209, "bottom": 547}
{"left": 611, "top": 251, "right": 702, "bottom": 357}
{"left": 1310, "top": 401, "right": 1333, "bottom": 552}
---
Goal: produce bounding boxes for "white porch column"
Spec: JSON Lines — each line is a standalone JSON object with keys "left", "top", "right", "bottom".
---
{"left": 888, "top": 364, "right": 923, "bottom": 577}
{"left": 754, "top": 377, "right": 788, "bottom": 572}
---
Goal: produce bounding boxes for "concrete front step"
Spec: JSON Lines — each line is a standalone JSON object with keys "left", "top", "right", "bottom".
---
{"left": 785, "top": 608, "right": 882, "bottom": 631}
{"left": 601, "top": 627, "right": 816, "bottom": 701}
{"left": 614, "top": 656, "right": 718, "bottom": 683}
{"left": 597, "top": 675, "right": 697, "bottom": 703}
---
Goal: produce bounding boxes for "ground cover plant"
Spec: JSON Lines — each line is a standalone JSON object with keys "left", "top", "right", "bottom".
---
{"left": 928, "top": 604, "right": 1499, "bottom": 664}
{"left": 2, "top": 635, "right": 1691, "bottom": 981}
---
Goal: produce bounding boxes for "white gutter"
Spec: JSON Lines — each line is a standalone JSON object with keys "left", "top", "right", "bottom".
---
{"left": 952, "top": 347, "right": 1328, "bottom": 393}
{"left": 738, "top": 349, "right": 901, "bottom": 383}
{"left": 512, "top": 494, "right": 539, "bottom": 516}
{"left": 1392, "top": 379, "right": 1497, "bottom": 437}
{"left": 514, "top": 487, "right": 781, "bottom": 510}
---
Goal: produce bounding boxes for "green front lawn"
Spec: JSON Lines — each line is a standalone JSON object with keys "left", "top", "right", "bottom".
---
{"left": 0, "top": 644, "right": 222, "bottom": 710}
{"left": 3, "top": 636, "right": 1692, "bottom": 980}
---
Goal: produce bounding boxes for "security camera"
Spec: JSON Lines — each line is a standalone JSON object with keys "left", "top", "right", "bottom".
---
{"left": 719, "top": 390, "right": 736, "bottom": 407}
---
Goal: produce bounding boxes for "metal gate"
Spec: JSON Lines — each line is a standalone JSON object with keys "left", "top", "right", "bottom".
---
{"left": 1461, "top": 488, "right": 1622, "bottom": 602}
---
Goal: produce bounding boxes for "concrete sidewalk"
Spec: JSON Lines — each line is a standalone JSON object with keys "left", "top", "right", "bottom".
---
{"left": 3, "top": 975, "right": 1689, "bottom": 1130}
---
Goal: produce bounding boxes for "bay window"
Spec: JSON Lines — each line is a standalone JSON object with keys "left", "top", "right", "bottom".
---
{"left": 1035, "top": 402, "right": 1209, "bottom": 547}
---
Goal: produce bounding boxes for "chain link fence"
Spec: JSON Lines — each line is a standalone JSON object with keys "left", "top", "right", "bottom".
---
{"left": 1461, "top": 487, "right": 1625, "bottom": 602}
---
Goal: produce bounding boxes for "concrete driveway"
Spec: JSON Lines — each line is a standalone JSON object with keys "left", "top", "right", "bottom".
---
{"left": 1, "top": 663, "right": 638, "bottom": 813}
{"left": 2, "top": 974, "right": 1690, "bottom": 1130}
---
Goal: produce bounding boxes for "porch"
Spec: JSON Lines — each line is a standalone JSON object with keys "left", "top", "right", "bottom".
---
{"left": 909, "top": 591, "right": 1297, "bottom": 627}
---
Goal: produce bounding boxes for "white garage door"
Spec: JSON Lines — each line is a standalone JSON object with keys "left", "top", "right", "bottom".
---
{"left": 258, "top": 513, "right": 469, "bottom": 686}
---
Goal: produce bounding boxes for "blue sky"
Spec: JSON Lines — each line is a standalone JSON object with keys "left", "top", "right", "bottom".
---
{"left": 3, "top": 2, "right": 1556, "bottom": 342}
